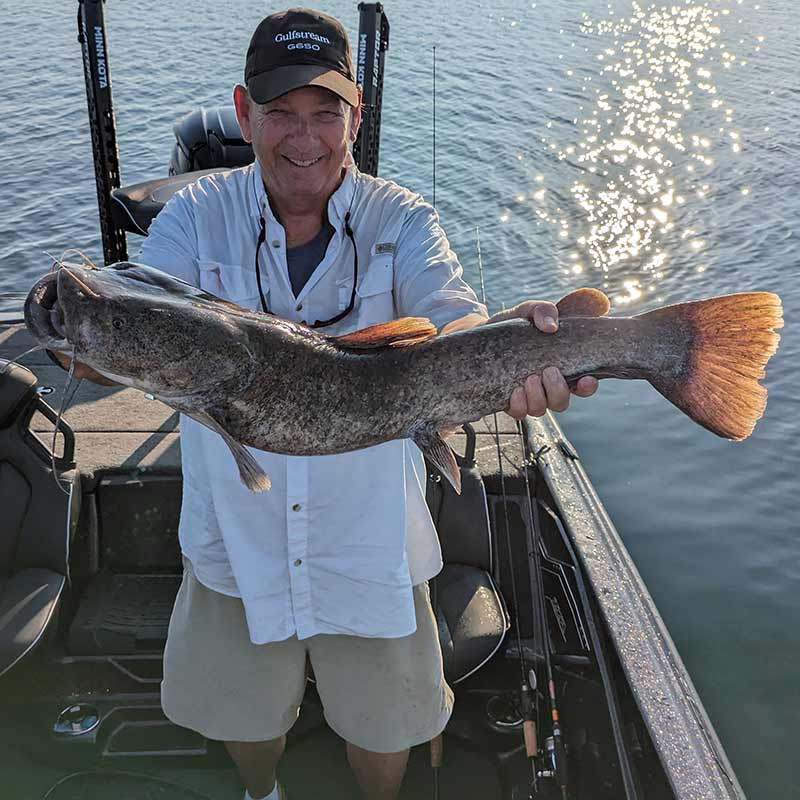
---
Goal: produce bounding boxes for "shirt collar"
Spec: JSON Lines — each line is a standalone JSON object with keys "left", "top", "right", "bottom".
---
{"left": 250, "top": 158, "right": 359, "bottom": 233}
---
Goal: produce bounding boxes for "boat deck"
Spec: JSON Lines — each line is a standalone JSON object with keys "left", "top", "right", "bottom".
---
{"left": 0, "top": 319, "right": 745, "bottom": 800}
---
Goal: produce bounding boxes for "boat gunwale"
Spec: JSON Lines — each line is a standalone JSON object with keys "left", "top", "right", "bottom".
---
{"left": 532, "top": 411, "right": 745, "bottom": 800}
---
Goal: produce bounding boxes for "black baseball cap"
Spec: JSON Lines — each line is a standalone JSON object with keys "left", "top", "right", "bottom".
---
{"left": 244, "top": 8, "right": 358, "bottom": 106}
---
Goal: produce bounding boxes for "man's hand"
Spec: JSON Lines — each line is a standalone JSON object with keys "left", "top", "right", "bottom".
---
{"left": 48, "top": 351, "right": 118, "bottom": 387}
{"left": 486, "top": 300, "right": 599, "bottom": 419}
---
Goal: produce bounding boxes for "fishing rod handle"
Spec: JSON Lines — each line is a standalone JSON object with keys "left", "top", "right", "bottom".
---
{"left": 524, "top": 720, "right": 538, "bottom": 757}
{"left": 430, "top": 734, "right": 443, "bottom": 768}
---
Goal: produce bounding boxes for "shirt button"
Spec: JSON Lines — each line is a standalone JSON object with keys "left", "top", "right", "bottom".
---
{"left": 272, "top": 240, "right": 281, "bottom": 248}
{"left": 294, "top": 558, "right": 302, "bottom": 567}
{"left": 292, "top": 503, "right": 301, "bottom": 512}
{"left": 296, "top": 303, "right": 303, "bottom": 311}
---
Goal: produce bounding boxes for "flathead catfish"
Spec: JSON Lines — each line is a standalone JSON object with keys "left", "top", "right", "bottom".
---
{"left": 24, "top": 262, "right": 783, "bottom": 493}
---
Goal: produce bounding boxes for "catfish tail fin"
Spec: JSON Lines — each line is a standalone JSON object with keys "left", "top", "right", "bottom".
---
{"left": 640, "top": 292, "right": 782, "bottom": 440}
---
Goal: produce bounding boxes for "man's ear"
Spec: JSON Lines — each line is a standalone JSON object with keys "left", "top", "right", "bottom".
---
{"left": 349, "top": 86, "right": 364, "bottom": 142}
{"left": 233, "top": 84, "right": 253, "bottom": 143}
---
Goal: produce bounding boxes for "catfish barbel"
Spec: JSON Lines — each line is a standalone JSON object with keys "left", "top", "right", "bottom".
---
{"left": 24, "top": 262, "right": 783, "bottom": 493}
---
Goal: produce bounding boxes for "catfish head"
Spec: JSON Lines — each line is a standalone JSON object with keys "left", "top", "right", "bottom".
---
{"left": 25, "top": 262, "right": 255, "bottom": 398}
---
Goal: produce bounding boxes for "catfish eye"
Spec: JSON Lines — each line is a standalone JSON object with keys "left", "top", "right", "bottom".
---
{"left": 112, "top": 317, "right": 125, "bottom": 330}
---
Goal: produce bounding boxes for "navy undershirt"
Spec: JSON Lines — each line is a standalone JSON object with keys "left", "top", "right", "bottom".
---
{"left": 286, "top": 221, "right": 335, "bottom": 298}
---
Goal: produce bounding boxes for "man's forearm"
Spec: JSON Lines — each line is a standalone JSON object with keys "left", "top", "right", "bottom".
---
{"left": 438, "top": 312, "right": 489, "bottom": 335}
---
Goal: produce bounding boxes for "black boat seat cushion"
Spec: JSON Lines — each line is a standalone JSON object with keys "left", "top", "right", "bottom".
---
{"left": 0, "top": 568, "right": 64, "bottom": 676}
{"left": 425, "top": 428, "right": 510, "bottom": 685}
{"left": 111, "top": 169, "right": 228, "bottom": 235}
{"left": 433, "top": 564, "right": 507, "bottom": 685}
{"left": 0, "top": 362, "right": 38, "bottom": 426}
{"left": 0, "top": 362, "right": 75, "bottom": 676}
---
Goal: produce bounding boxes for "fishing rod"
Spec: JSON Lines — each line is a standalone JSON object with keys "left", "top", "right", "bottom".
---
{"left": 517, "top": 422, "right": 569, "bottom": 799}
{"left": 432, "top": 45, "right": 436, "bottom": 209}
{"left": 475, "top": 227, "right": 540, "bottom": 794}
{"left": 428, "top": 46, "right": 442, "bottom": 800}
{"left": 535, "top": 493, "right": 641, "bottom": 800}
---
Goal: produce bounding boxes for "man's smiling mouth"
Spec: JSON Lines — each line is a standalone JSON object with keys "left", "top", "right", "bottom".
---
{"left": 283, "top": 155, "right": 324, "bottom": 168}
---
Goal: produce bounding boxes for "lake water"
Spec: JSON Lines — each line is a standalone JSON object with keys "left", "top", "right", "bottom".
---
{"left": 1, "top": 0, "right": 797, "bottom": 796}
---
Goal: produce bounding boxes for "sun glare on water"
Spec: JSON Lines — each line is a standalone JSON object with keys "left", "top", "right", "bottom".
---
{"left": 531, "top": 1, "right": 762, "bottom": 308}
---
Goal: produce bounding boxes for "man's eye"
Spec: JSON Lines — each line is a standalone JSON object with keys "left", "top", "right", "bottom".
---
{"left": 316, "top": 111, "right": 340, "bottom": 121}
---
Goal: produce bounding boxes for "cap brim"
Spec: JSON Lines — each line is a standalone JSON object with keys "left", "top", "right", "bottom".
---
{"left": 247, "top": 64, "right": 358, "bottom": 106}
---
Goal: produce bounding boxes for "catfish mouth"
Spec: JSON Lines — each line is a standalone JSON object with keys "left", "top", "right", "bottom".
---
{"left": 24, "top": 271, "right": 70, "bottom": 350}
{"left": 24, "top": 262, "right": 114, "bottom": 350}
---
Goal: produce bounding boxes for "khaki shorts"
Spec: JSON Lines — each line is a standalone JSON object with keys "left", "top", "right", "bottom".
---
{"left": 161, "top": 559, "right": 454, "bottom": 753}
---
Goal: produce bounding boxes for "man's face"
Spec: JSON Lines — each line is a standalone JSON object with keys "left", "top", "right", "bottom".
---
{"left": 235, "top": 85, "right": 361, "bottom": 208}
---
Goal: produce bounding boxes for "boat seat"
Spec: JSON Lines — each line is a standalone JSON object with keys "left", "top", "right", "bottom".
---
{"left": 110, "top": 169, "right": 229, "bottom": 236}
{"left": 426, "top": 424, "right": 510, "bottom": 684}
{"left": 0, "top": 361, "right": 79, "bottom": 677}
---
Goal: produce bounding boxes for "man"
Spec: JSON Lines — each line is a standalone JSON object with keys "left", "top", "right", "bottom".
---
{"left": 58, "top": 9, "right": 597, "bottom": 799}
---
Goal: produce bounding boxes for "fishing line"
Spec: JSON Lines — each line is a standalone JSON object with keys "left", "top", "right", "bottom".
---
{"left": 432, "top": 45, "right": 436, "bottom": 209}
{"left": 517, "top": 421, "right": 568, "bottom": 799}
{"left": 475, "top": 226, "right": 539, "bottom": 791}
{"left": 429, "top": 44, "right": 441, "bottom": 800}
{"left": 0, "top": 345, "right": 46, "bottom": 376}
{"left": 49, "top": 352, "right": 80, "bottom": 497}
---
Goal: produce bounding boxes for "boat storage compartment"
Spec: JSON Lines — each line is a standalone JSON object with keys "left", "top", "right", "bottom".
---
{"left": 67, "top": 474, "right": 183, "bottom": 656}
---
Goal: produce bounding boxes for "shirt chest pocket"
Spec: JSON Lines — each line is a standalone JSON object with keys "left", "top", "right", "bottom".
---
{"left": 353, "top": 256, "right": 394, "bottom": 327}
{"left": 198, "top": 260, "right": 264, "bottom": 311}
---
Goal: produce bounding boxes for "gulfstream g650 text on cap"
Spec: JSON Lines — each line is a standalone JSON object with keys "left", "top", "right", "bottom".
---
{"left": 245, "top": 8, "right": 358, "bottom": 106}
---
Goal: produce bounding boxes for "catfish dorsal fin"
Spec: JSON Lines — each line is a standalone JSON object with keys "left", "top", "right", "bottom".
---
{"left": 556, "top": 288, "right": 611, "bottom": 318}
{"left": 332, "top": 317, "right": 437, "bottom": 350}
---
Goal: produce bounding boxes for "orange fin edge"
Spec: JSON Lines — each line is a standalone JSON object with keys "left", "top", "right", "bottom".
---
{"left": 331, "top": 317, "right": 437, "bottom": 350}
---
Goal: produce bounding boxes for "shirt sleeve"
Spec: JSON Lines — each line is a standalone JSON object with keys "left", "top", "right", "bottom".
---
{"left": 135, "top": 190, "right": 200, "bottom": 287}
{"left": 393, "top": 200, "right": 489, "bottom": 330}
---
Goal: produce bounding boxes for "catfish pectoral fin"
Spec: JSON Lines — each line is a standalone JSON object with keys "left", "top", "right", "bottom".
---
{"left": 185, "top": 409, "right": 271, "bottom": 492}
{"left": 409, "top": 422, "right": 461, "bottom": 495}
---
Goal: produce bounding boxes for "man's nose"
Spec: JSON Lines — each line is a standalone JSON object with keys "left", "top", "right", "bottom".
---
{"left": 289, "top": 114, "right": 317, "bottom": 140}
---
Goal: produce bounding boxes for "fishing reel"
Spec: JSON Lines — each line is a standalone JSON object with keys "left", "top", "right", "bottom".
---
{"left": 536, "top": 736, "right": 561, "bottom": 781}
{"left": 531, "top": 732, "right": 569, "bottom": 799}
{"left": 484, "top": 673, "right": 568, "bottom": 797}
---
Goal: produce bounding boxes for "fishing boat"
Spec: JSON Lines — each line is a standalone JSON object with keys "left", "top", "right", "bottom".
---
{"left": 0, "top": 3, "right": 745, "bottom": 798}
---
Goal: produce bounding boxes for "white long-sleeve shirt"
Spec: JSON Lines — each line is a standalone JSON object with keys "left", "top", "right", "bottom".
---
{"left": 138, "top": 161, "right": 488, "bottom": 643}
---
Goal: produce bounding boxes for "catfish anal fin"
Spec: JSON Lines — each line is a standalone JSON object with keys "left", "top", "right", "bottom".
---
{"left": 409, "top": 422, "right": 462, "bottom": 495}
{"left": 185, "top": 409, "right": 271, "bottom": 493}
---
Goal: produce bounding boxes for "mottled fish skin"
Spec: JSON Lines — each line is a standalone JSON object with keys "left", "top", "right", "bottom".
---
{"left": 206, "top": 313, "right": 668, "bottom": 455}
{"left": 24, "top": 262, "right": 783, "bottom": 491}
